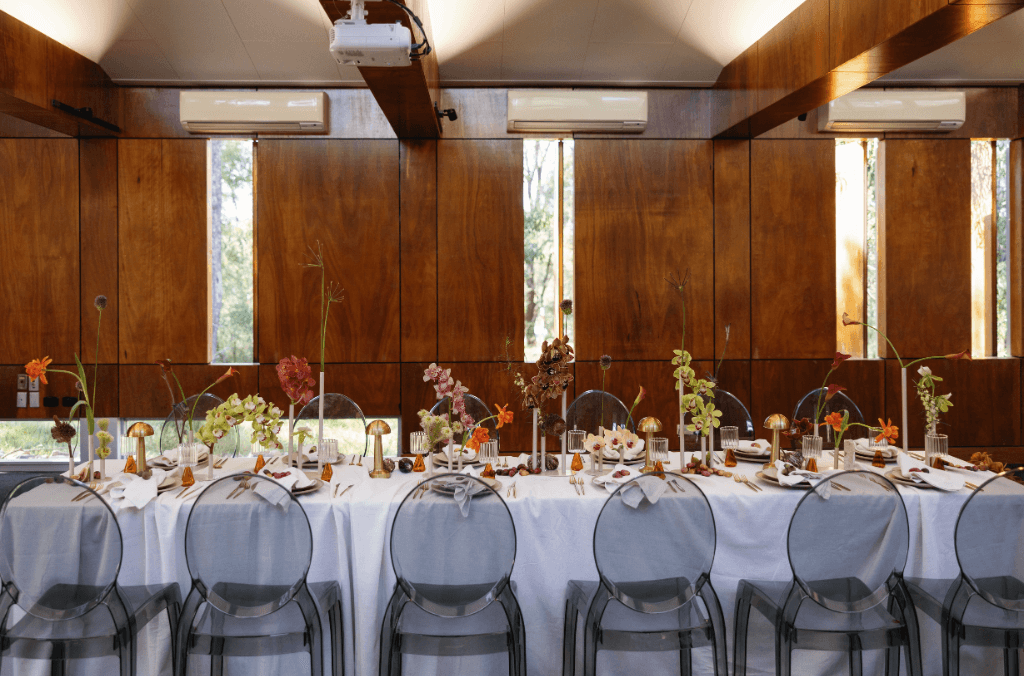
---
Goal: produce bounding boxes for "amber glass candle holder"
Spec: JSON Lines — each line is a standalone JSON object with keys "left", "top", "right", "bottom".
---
{"left": 802, "top": 435, "right": 822, "bottom": 473}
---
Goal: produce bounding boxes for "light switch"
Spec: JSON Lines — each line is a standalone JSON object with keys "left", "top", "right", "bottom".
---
{"left": 16, "top": 392, "right": 27, "bottom": 408}
{"left": 28, "top": 378, "right": 39, "bottom": 392}
{"left": 16, "top": 374, "right": 28, "bottom": 390}
{"left": 29, "top": 392, "right": 40, "bottom": 407}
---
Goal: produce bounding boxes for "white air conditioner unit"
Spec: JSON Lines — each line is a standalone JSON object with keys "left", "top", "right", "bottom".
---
{"left": 507, "top": 90, "right": 647, "bottom": 133}
{"left": 179, "top": 91, "right": 327, "bottom": 134}
{"left": 819, "top": 90, "right": 965, "bottom": 132}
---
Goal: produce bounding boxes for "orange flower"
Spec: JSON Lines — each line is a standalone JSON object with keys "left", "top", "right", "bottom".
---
{"left": 841, "top": 312, "right": 859, "bottom": 327}
{"left": 824, "top": 384, "right": 847, "bottom": 401}
{"left": 831, "top": 352, "right": 851, "bottom": 370}
{"left": 875, "top": 418, "right": 899, "bottom": 444}
{"left": 945, "top": 349, "right": 971, "bottom": 361}
{"left": 466, "top": 426, "right": 490, "bottom": 451}
{"left": 25, "top": 357, "right": 52, "bottom": 385}
{"left": 824, "top": 411, "right": 843, "bottom": 432}
{"left": 494, "top": 403, "right": 514, "bottom": 428}
{"left": 215, "top": 367, "right": 239, "bottom": 384}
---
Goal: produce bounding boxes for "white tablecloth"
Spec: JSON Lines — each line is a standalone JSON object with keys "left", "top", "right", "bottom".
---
{"left": 5, "top": 451, "right": 1006, "bottom": 676}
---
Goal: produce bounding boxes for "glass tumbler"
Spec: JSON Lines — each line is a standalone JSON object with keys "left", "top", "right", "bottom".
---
{"left": 802, "top": 435, "right": 823, "bottom": 472}
{"left": 925, "top": 433, "right": 948, "bottom": 469}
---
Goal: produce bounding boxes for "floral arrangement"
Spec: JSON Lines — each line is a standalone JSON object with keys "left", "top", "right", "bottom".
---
{"left": 26, "top": 295, "right": 107, "bottom": 441}
{"left": 293, "top": 425, "right": 314, "bottom": 449}
{"left": 842, "top": 313, "right": 970, "bottom": 369}
{"left": 50, "top": 415, "right": 76, "bottom": 458}
{"left": 96, "top": 419, "right": 113, "bottom": 460}
{"left": 915, "top": 366, "right": 952, "bottom": 435}
{"left": 277, "top": 356, "right": 315, "bottom": 406}
{"left": 419, "top": 363, "right": 514, "bottom": 454}
{"left": 667, "top": 272, "right": 720, "bottom": 441}
{"left": 823, "top": 412, "right": 900, "bottom": 448}
{"left": 198, "top": 394, "right": 284, "bottom": 452}
{"left": 305, "top": 242, "right": 344, "bottom": 372}
{"left": 156, "top": 361, "right": 238, "bottom": 443}
{"left": 811, "top": 351, "right": 852, "bottom": 428}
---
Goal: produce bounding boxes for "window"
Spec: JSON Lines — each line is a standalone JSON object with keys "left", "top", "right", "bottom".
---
{"left": 524, "top": 139, "right": 574, "bottom": 361}
{"left": 208, "top": 139, "right": 255, "bottom": 364}
{"left": 0, "top": 420, "right": 75, "bottom": 465}
{"left": 970, "top": 139, "right": 1011, "bottom": 358}
{"left": 835, "top": 138, "right": 879, "bottom": 358}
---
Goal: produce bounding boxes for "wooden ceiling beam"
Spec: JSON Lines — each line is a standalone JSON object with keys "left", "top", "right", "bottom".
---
{"left": 713, "top": 0, "right": 1024, "bottom": 139}
{"left": 320, "top": 0, "right": 441, "bottom": 138}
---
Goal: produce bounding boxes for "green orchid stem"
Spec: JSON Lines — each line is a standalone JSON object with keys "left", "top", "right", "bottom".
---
{"left": 188, "top": 381, "right": 222, "bottom": 440}
{"left": 813, "top": 367, "right": 836, "bottom": 427}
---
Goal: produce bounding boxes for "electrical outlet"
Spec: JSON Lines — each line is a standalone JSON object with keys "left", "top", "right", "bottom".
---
{"left": 28, "top": 378, "right": 39, "bottom": 392}
{"left": 16, "top": 392, "right": 27, "bottom": 408}
{"left": 16, "top": 374, "right": 28, "bottom": 391}
{"left": 29, "top": 392, "right": 40, "bottom": 407}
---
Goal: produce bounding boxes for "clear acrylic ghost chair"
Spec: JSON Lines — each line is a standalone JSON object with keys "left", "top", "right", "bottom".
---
{"left": 380, "top": 473, "right": 525, "bottom": 676}
{"left": 793, "top": 388, "right": 868, "bottom": 443}
{"left": 0, "top": 476, "right": 181, "bottom": 676}
{"left": 705, "top": 389, "right": 754, "bottom": 450}
{"left": 734, "top": 470, "right": 922, "bottom": 676}
{"left": 175, "top": 475, "right": 343, "bottom": 676}
{"left": 563, "top": 472, "right": 728, "bottom": 676}
{"left": 160, "top": 393, "right": 240, "bottom": 457}
{"left": 297, "top": 393, "right": 368, "bottom": 457}
{"left": 906, "top": 472, "right": 1024, "bottom": 676}
{"left": 566, "top": 390, "right": 632, "bottom": 436}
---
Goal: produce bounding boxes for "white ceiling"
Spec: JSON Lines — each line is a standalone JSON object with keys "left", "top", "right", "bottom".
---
{"left": 1, "top": 0, "right": 1023, "bottom": 87}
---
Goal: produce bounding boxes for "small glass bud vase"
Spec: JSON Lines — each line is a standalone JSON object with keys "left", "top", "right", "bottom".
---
{"left": 925, "top": 433, "right": 948, "bottom": 469}
{"left": 802, "top": 435, "right": 822, "bottom": 472}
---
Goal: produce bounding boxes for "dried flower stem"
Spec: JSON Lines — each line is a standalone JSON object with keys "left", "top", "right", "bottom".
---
{"left": 305, "top": 242, "right": 345, "bottom": 372}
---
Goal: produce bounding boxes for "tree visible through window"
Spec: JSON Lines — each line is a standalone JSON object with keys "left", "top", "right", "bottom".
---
{"left": 524, "top": 139, "right": 574, "bottom": 361}
{"left": 970, "top": 139, "right": 1011, "bottom": 358}
{"left": 209, "top": 139, "right": 255, "bottom": 364}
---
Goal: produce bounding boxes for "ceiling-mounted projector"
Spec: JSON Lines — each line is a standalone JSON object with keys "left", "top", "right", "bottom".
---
{"left": 328, "top": 0, "right": 431, "bottom": 68}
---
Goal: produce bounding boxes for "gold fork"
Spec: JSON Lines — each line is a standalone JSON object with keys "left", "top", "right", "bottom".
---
{"left": 733, "top": 475, "right": 757, "bottom": 493}
{"left": 72, "top": 482, "right": 99, "bottom": 502}
{"left": 740, "top": 475, "right": 763, "bottom": 492}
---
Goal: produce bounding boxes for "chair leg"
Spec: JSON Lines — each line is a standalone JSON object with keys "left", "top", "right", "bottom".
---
{"left": 948, "top": 624, "right": 961, "bottom": 676}
{"left": 49, "top": 655, "right": 67, "bottom": 676}
{"left": 582, "top": 613, "right": 599, "bottom": 676}
{"left": 328, "top": 601, "right": 344, "bottom": 676}
{"left": 380, "top": 588, "right": 402, "bottom": 676}
{"left": 210, "top": 653, "right": 224, "bottom": 676}
{"left": 176, "top": 587, "right": 204, "bottom": 676}
{"left": 733, "top": 591, "right": 752, "bottom": 676}
{"left": 884, "top": 644, "right": 900, "bottom": 676}
{"left": 562, "top": 599, "right": 577, "bottom": 676}
{"left": 293, "top": 586, "right": 324, "bottom": 676}
{"left": 1004, "top": 646, "right": 1019, "bottom": 676}
{"left": 848, "top": 645, "right": 863, "bottom": 676}
{"left": 697, "top": 583, "right": 728, "bottom": 676}
{"left": 777, "top": 622, "right": 793, "bottom": 676}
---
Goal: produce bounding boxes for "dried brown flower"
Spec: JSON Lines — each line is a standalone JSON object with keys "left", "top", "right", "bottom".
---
{"left": 94, "top": 295, "right": 108, "bottom": 310}
{"left": 599, "top": 355, "right": 612, "bottom": 371}
{"left": 50, "top": 415, "right": 76, "bottom": 444}
{"left": 560, "top": 299, "right": 573, "bottom": 315}
{"left": 540, "top": 413, "right": 566, "bottom": 437}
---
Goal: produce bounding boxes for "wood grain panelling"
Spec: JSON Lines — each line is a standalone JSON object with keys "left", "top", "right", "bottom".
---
{"left": 757, "top": 0, "right": 829, "bottom": 112}
{"left": 750, "top": 359, "right": 885, "bottom": 438}
{"left": 712, "top": 44, "right": 758, "bottom": 137}
{"left": 400, "top": 141, "right": 437, "bottom": 362}
{"left": 118, "top": 139, "right": 207, "bottom": 363}
{"left": 118, "top": 364, "right": 258, "bottom": 419}
{"left": 0, "top": 111, "right": 69, "bottom": 138}
{"left": 0, "top": 12, "right": 49, "bottom": 109}
{"left": 436, "top": 140, "right": 523, "bottom": 361}
{"left": 1012, "top": 139, "right": 1023, "bottom": 356}
{"left": 879, "top": 139, "right": 971, "bottom": 358}
{"left": 46, "top": 40, "right": 117, "bottom": 131}
{"left": 750, "top": 140, "right": 836, "bottom": 359}
{"left": 258, "top": 363, "right": 400, "bottom": 418}
{"left": 400, "top": 361, "right": 540, "bottom": 455}
{"left": 0, "top": 139, "right": 79, "bottom": 363}
{"left": 257, "top": 140, "right": 400, "bottom": 363}
{"left": 576, "top": 140, "right": 714, "bottom": 361}
{"left": 714, "top": 140, "right": 751, "bottom": 360}
{"left": 884, "top": 358, "right": 1021, "bottom": 449}
{"left": 830, "top": 0, "right": 946, "bottom": 71}
{"left": 80, "top": 139, "right": 118, "bottom": 364}
{"left": 258, "top": 90, "right": 396, "bottom": 140}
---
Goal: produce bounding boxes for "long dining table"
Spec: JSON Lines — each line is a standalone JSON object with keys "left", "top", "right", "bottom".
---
{"left": 43, "top": 450, "right": 1002, "bottom": 676}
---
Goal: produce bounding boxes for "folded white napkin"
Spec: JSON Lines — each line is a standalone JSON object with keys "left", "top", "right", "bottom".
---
{"left": 853, "top": 439, "right": 899, "bottom": 457}
{"left": 593, "top": 464, "right": 641, "bottom": 492}
{"left": 736, "top": 439, "right": 771, "bottom": 455}
{"left": 253, "top": 469, "right": 313, "bottom": 505}
{"left": 602, "top": 443, "right": 644, "bottom": 461}
{"left": 112, "top": 469, "right": 168, "bottom": 509}
{"left": 773, "top": 461, "right": 823, "bottom": 487}
{"left": 896, "top": 453, "right": 965, "bottom": 491}
{"left": 438, "top": 445, "right": 477, "bottom": 462}
{"left": 151, "top": 445, "right": 208, "bottom": 466}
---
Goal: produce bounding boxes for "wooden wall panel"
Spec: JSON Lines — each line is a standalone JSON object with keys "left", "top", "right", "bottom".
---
{"left": 118, "top": 364, "right": 259, "bottom": 419}
{"left": 576, "top": 140, "right": 714, "bottom": 361}
{"left": 80, "top": 139, "right": 118, "bottom": 364}
{"left": 879, "top": 139, "right": 971, "bottom": 358}
{"left": 400, "top": 140, "right": 438, "bottom": 362}
{"left": 436, "top": 140, "right": 523, "bottom": 361}
{"left": 750, "top": 140, "right": 836, "bottom": 359}
{"left": 400, "top": 361, "right": 540, "bottom": 455}
{"left": 118, "top": 139, "right": 207, "bottom": 364}
{"left": 750, "top": 358, "right": 886, "bottom": 440}
{"left": 884, "top": 358, "right": 1021, "bottom": 449}
{"left": 257, "top": 140, "right": 400, "bottom": 364}
{"left": 257, "top": 363, "right": 400, "bottom": 419}
{"left": 830, "top": 0, "right": 947, "bottom": 71}
{"left": 714, "top": 139, "right": 751, "bottom": 360}
{"left": 0, "top": 139, "right": 79, "bottom": 364}
{"left": 756, "top": 0, "right": 830, "bottom": 111}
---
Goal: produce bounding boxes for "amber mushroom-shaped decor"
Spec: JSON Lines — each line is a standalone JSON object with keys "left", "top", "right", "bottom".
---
{"left": 763, "top": 414, "right": 790, "bottom": 469}
{"left": 638, "top": 416, "right": 663, "bottom": 474}
{"left": 126, "top": 421, "right": 154, "bottom": 479}
{"left": 367, "top": 419, "right": 393, "bottom": 479}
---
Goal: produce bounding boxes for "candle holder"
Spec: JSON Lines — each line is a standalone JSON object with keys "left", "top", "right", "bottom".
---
{"left": 125, "top": 421, "right": 154, "bottom": 479}
{"left": 367, "top": 420, "right": 392, "bottom": 478}
{"left": 763, "top": 414, "right": 789, "bottom": 469}
{"left": 638, "top": 416, "right": 662, "bottom": 473}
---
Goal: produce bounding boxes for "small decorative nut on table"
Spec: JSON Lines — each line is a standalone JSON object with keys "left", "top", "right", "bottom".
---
{"left": 126, "top": 421, "right": 154, "bottom": 479}
{"left": 367, "top": 420, "right": 392, "bottom": 479}
{"left": 638, "top": 416, "right": 662, "bottom": 474}
{"left": 763, "top": 414, "right": 790, "bottom": 469}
